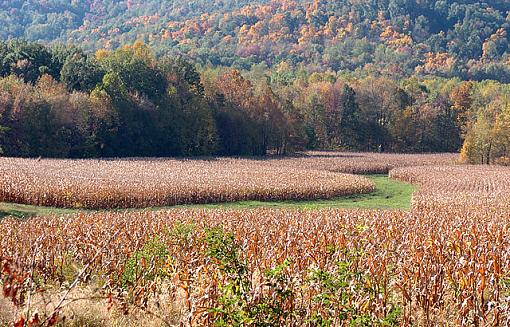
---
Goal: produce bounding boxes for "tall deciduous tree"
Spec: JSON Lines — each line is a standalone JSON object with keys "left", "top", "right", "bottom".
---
{"left": 97, "top": 42, "right": 167, "bottom": 102}
{"left": 0, "top": 40, "right": 58, "bottom": 83}
{"left": 61, "top": 52, "right": 104, "bottom": 92}
{"left": 461, "top": 112, "right": 494, "bottom": 164}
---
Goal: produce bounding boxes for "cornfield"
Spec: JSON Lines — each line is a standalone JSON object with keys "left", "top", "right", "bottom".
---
{"left": 0, "top": 157, "right": 375, "bottom": 209}
{"left": 1, "top": 152, "right": 510, "bottom": 326}
{"left": 0, "top": 152, "right": 456, "bottom": 209}
{"left": 1, "top": 208, "right": 510, "bottom": 326}
{"left": 273, "top": 152, "right": 458, "bottom": 174}
{"left": 390, "top": 165, "right": 510, "bottom": 211}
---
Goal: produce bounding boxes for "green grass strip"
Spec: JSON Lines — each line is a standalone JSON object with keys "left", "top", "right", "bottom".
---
{"left": 174, "top": 175, "right": 414, "bottom": 210}
{"left": 0, "top": 175, "right": 415, "bottom": 219}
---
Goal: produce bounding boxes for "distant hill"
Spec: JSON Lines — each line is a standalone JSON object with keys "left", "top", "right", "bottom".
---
{"left": 1, "top": 0, "right": 510, "bottom": 81}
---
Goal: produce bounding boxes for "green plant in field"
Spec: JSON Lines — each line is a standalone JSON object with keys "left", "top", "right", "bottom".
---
{"left": 307, "top": 248, "right": 401, "bottom": 326}
{"left": 121, "top": 236, "right": 168, "bottom": 288}
{"left": 380, "top": 306, "right": 402, "bottom": 326}
{"left": 250, "top": 259, "right": 294, "bottom": 325}
{"left": 57, "top": 252, "right": 82, "bottom": 284}
{"left": 205, "top": 226, "right": 250, "bottom": 326}
{"left": 168, "top": 221, "right": 196, "bottom": 244}
{"left": 205, "top": 226, "right": 295, "bottom": 326}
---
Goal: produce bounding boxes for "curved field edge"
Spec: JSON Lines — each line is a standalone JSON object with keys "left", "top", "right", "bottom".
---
{"left": 0, "top": 175, "right": 414, "bottom": 219}
{"left": 0, "top": 158, "right": 375, "bottom": 209}
{"left": 174, "top": 175, "right": 415, "bottom": 210}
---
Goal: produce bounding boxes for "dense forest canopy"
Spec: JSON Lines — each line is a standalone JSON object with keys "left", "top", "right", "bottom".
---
{"left": 0, "top": 40, "right": 509, "bottom": 163}
{"left": 1, "top": 0, "right": 510, "bottom": 82}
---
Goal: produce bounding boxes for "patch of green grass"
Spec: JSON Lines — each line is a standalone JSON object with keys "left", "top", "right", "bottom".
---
{"left": 0, "top": 175, "right": 415, "bottom": 219}
{"left": 0, "top": 202, "right": 80, "bottom": 219}
{"left": 175, "top": 175, "right": 415, "bottom": 210}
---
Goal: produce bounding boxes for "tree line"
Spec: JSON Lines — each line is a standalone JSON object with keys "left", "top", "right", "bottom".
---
{"left": 0, "top": 40, "right": 509, "bottom": 163}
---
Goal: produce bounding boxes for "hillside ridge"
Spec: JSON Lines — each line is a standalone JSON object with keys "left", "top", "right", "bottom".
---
{"left": 2, "top": 0, "right": 510, "bottom": 81}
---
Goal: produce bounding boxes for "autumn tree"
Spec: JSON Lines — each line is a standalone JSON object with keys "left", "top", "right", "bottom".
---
{"left": 160, "top": 55, "right": 204, "bottom": 96}
{"left": 449, "top": 81, "right": 474, "bottom": 134}
{"left": 212, "top": 69, "right": 265, "bottom": 155}
{"left": 61, "top": 52, "right": 105, "bottom": 92}
{"left": 97, "top": 42, "right": 167, "bottom": 102}
{"left": 461, "top": 112, "right": 494, "bottom": 164}
{"left": 460, "top": 82, "right": 510, "bottom": 164}
{"left": 0, "top": 40, "right": 58, "bottom": 83}
{"left": 296, "top": 78, "right": 362, "bottom": 149}
{"left": 354, "top": 77, "right": 411, "bottom": 151}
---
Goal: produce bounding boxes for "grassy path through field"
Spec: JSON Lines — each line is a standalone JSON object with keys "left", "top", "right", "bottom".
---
{"left": 0, "top": 175, "right": 415, "bottom": 219}
{"left": 174, "top": 175, "right": 415, "bottom": 210}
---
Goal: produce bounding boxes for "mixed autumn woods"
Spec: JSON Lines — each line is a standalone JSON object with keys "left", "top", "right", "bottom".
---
{"left": 0, "top": 40, "right": 509, "bottom": 164}
{"left": 1, "top": 0, "right": 510, "bottom": 163}
{"left": 3, "top": 1, "right": 510, "bottom": 82}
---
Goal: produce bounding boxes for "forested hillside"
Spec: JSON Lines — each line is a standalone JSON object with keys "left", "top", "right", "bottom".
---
{"left": 2, "top": 0, "right": 510, "bottom": 82}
